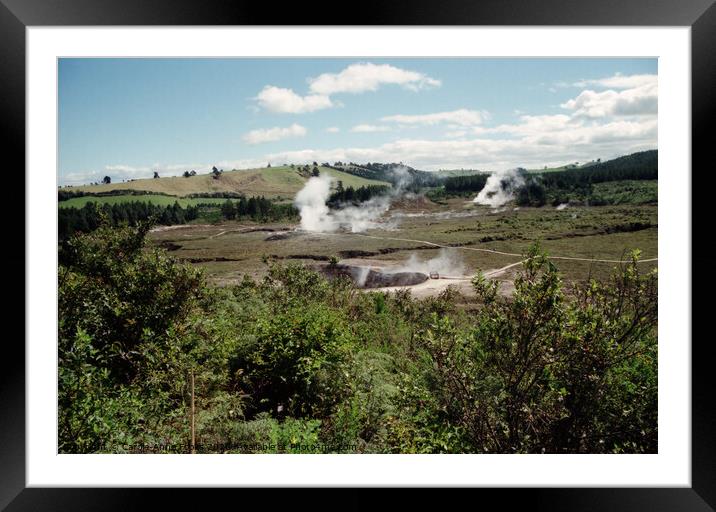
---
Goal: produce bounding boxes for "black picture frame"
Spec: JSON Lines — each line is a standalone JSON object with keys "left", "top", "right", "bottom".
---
{"left": 3, "top": 0, "right": 714, "bottom": 508}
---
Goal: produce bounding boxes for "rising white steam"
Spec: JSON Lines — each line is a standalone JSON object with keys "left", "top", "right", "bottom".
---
{"left": 473, "top": 168, "right": 525, "bottom": 208}
{"left": 352, "top": 266, "right": 371, "bottom": 287}
{"left": 294, "top": 174, "right": 335, "bottom": 232}
{"left": 294, "top": 166, "right": 412, "bottom": 233}
{"left": 332, "top": 196, "right": 393, "bottom": 232}
{"left": 393, "top": 248, "right": 466, "bottom": 277}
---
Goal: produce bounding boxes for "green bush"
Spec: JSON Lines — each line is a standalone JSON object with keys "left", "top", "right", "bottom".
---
{"left": 58, "top": 221, "right": 204, "bottom": 453}
{"left": 405, "top": 246, "right": 657, "bottom": 453}
{"left": 323, "top": 351, "right": 398, "bottom": 452}
{"left": 232, "top": 413, "right": 322, "bottom": 453}
{"left": 59, "top": 221, "right": 203, "bottom": 383}
{"left": 232, "top": 302, "right": 353, "bottom": 419}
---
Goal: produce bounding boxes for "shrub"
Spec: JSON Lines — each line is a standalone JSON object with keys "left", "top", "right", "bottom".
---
{"left": 231, "top": 413, "right": 322, "bottom": 453}
{"left": 232, "top": 304, "right": 353, "bottom": 419}
{"left": 58, "top": 222, "right": 204, "bottom": 452}
{"left": 59, "top": 221, "right": 203, "bottom": 383}
{"left": 409, "top": 246, "right": 657, "bottom": 453}
{"left": 322, "top": 351, "right": 399, "bottom": 452}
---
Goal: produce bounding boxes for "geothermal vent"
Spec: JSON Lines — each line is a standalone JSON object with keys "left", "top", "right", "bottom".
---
{"left": 320, "top": 264, "right": 428, "bottom": 289}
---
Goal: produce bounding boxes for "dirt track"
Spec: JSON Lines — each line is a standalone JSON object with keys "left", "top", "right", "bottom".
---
{"left": 347, "top": 232, "right": 658, "bottom": 265}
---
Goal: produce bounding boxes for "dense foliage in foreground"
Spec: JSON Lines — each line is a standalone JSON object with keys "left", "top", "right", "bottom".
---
{"left": 58, "top": 223, "right": 657, "bottom": 454}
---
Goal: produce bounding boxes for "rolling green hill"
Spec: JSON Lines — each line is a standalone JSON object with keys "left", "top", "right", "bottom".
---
{"left": 526, "top": 151, "right": 657, "bottom": 174}
{"left": 67, "top": 166, "right": 389, "bottom": 199}
{"left": 331, "top": 163, "right": 441, "bottom": 187}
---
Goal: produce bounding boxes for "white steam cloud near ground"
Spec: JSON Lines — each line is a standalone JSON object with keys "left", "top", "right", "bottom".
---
{"left": 350, "top": 248, "right": 467, "bottom": 287}
{"left": 473, "top": 168, "right": 525, "bottom": 208}
{"left": 393, "top": 249, "right": 466, "bottom": 277}
{"left": 294, "top": 166, "right": 412, "bottom": 233}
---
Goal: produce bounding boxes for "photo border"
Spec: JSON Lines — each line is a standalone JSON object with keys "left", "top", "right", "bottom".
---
{"left": 4, "top": 0, "right": 715, "bottom": 508}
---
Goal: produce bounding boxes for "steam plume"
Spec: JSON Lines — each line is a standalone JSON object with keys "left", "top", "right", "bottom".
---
{"left": 293, "top": 174, "right": 335, "bottom": 232}
{"left": 473, "top": 168, "right": 525, "bottom": 208}
{"left": 393, "top": 248, "right": 466, "bottom": 277}
{"left": 294, "top": 166, "right": 412, "bottom": 233}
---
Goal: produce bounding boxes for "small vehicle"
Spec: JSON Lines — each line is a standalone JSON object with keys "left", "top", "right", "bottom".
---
{"left": 429, "top": 271, "right": 440, "bottom": 279}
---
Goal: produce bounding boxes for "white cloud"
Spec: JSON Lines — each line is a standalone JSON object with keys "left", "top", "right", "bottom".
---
{"left": 254, "top": 62, "right": 440, "bottom": 114}
{"left": 242, "top": 123, "right": 307, "bottom": 145}
{"left": 326, "top": 126, "right": 340, "bottom": 133}
{"left": 574, "top": 73, "right": 657, "bottom": 90}
{"left": 444, "top": 130, "right": 468, "bottom": 139}
{"left": 561, "top": 83, "right": 657, "bottom": 118}
{"left": 381, "top": 108, "right": 489, "bottom": 127}
{"left": 351, "top": 124, "right": 391, "bottom": 133}
{"left": 308, "top": 62, "right": 441, "bottom": 95}
{"left": 581, "top": 119, "right": 658, "bottom": 144}
{"left": 473, "top": 112, "right": 656, "bottom": 146}
{"left": 255, "top": 76, "right": 657, "bottom": 170}
{"left": 255, "top": 86, "right": 333, "bottom": 113}
{"left": 474, "top": 114, "right": 574, "bottom": 136}
{"left": 552, "top": 73, "right": 658, "bottom": 119}
{"left": 261, "top": 130, "right": 655, "bottom": 173}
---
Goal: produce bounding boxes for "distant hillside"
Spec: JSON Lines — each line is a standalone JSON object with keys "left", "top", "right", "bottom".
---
{"left": 333, "top": 152, "right": 656, "bottom": 185}
{"left": 585, "top": 150, "right": 657, "bottom": 176}
{"left": 528, "top": 151, "right": 656, "bottom": 174}
{"left": 515, "top": 150, "right": 658, "bottom": 207}
{"left": 536, "top": 150, "right": 657, "bottom": 183}
{"left": 67, "top": 166, "right": 389, "bottom": 199}
{"left": 329, "top": 162, "right": 441, "bottom": 187}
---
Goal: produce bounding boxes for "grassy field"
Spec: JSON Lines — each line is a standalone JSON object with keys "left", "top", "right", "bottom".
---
{"left": 66, "top": 166, "right": 389, "bottom": 199}
{"left": 148, "top": 198, "right": 657, "bottom": 288}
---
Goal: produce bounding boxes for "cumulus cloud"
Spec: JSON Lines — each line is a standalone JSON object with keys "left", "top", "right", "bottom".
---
{"left": 254, "top": 62, "right": 439, "bottom": 114}
{"left": 561, "top": 87, "right": 657, "bottom": 118}
{"left": 255, "top": 86, "right": 333, "bottom": 113}
{"left": 351, "top": 124, "right": 391, "bottom": 133}
{"left": 308, "top": 62, "right": 440, "bottom": 95}
{"left": 382, "top": 108, "right": 489, "bottom": 127}
{"left": 242, "top": 123, "right": 307, "bottom": 145}
{"left": 561, "top": 73, "right": 658, "bottom": 118}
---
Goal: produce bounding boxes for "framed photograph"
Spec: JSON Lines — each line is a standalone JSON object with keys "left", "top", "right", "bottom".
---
{"left": 5, "top": 0, "right": 715, "bottom": 507}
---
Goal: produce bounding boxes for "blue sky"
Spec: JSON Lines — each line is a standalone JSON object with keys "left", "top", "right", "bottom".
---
{"left": 59, "top": 58, "right": 657, "bottom": 185}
